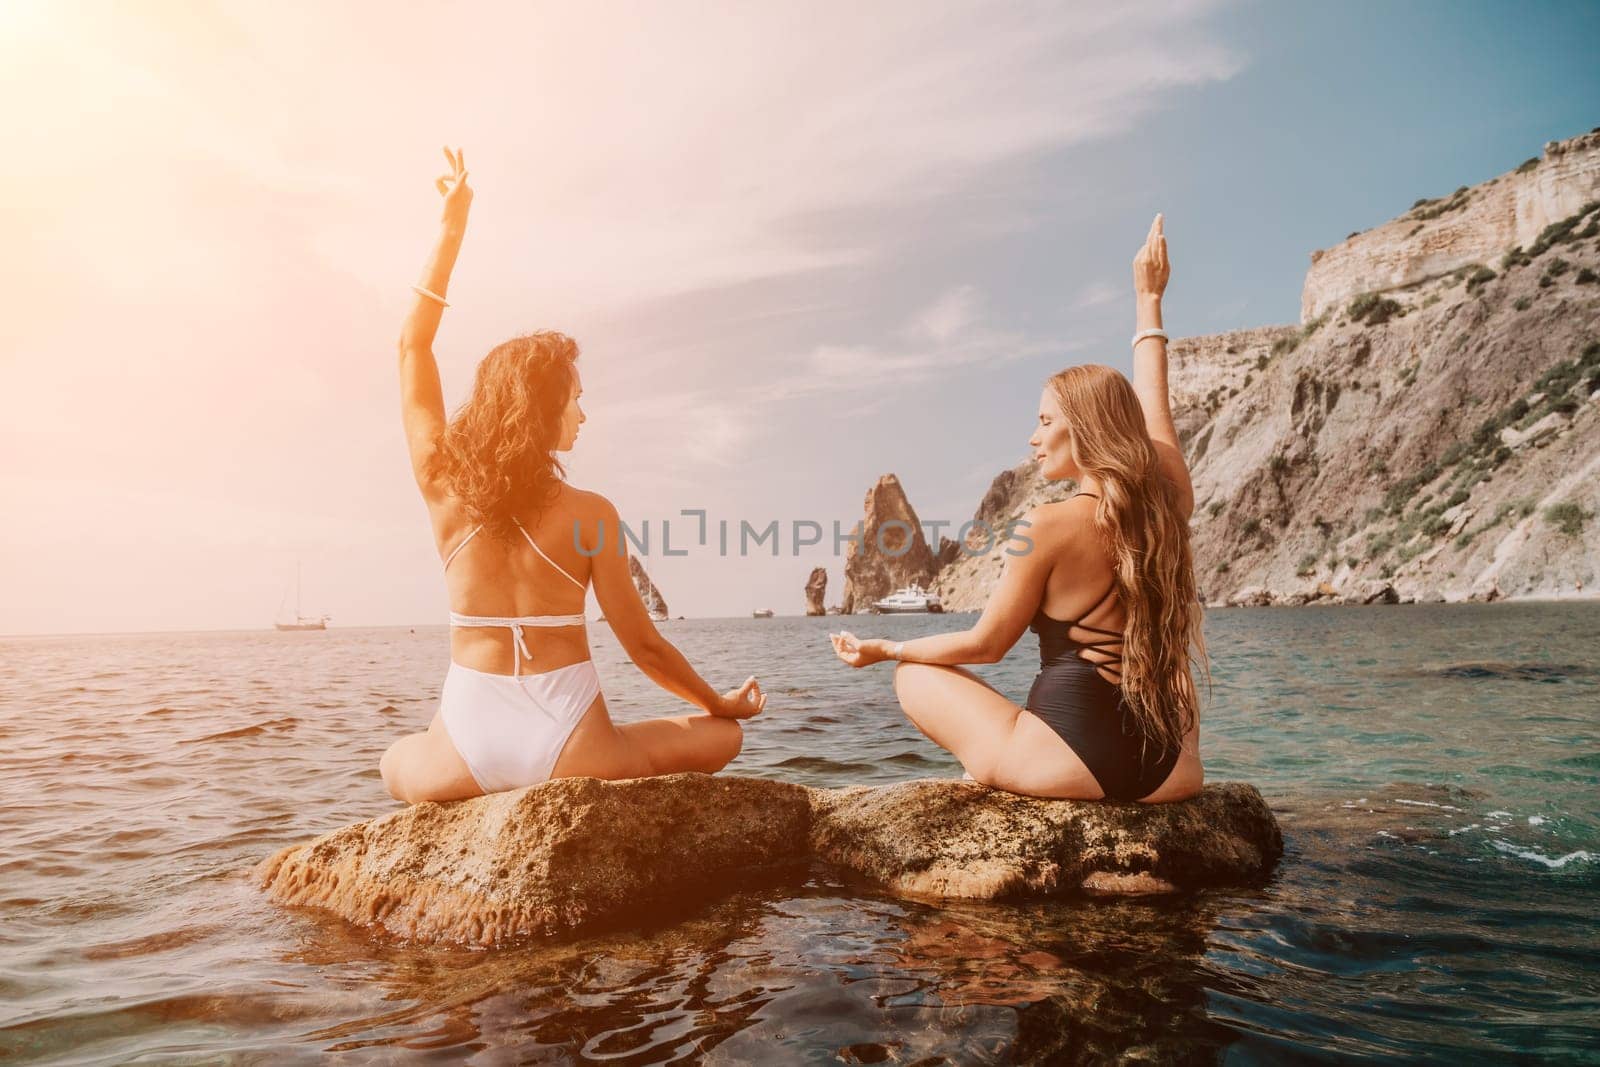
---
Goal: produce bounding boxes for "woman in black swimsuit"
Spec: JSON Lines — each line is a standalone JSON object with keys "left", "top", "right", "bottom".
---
{"left": 831, "top": 215, "right": 1206, "bottom": 803}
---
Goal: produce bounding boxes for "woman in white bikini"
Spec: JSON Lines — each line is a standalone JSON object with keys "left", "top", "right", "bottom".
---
{"left": 380, "top": 148, "right": 767, "bottom": 804}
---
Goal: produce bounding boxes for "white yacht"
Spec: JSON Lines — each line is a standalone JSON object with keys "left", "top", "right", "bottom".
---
{"left": 751, "top": 608, "right": 775, "bottom": 618}
{"left": 871, "top": 584, "right": 943, "bottom": 614}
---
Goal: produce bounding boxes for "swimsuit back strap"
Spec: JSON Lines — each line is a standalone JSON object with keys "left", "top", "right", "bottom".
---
{"left": 442, "top": 525, "right": 483, "bottom": 572}
{"left": 514, "top": 520, "right": 586, "bottom": 591}
{"left": 1076, "top": 579, "right": 1118, "bottom": 622}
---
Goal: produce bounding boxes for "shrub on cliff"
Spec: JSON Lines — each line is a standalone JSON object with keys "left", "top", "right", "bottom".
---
{"left": 1543, "top": 501, "right": 1593, "bottom": 539}
{"left": 1527, "top": 202, "right": 1600, "bottom": 257}
{"left": 1410, "top": 186, "right": 1471, "bottom": 221}
{"left": 1347, "top": 291, "right": 1402, "bottom": 326}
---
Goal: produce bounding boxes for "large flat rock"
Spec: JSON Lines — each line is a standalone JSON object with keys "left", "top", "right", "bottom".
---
{"left": 808, "top": 779, "right": 1282, "bottom": 900}
{"left": 258, "top": 774, "right": 1281, "bottom": 946}
{"left": 257, "top": 774, "right": 812, "bottom": 945}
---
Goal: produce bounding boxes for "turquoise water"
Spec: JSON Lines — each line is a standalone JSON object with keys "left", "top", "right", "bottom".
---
{"left": 1, "top": 603, "right": 1597, "bottom": 1062}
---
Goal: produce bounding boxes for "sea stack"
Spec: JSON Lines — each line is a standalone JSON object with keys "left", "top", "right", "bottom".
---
{"left": 841, "top": 474, "right": 938, "bottom": 613}
{"left": 629, "top": 556, "right": 669, "bottom": 617}
{"left": 804, "top": 567, "right": 828, "bottom": 616}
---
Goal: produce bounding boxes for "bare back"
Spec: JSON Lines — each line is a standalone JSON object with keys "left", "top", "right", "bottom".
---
{"left": 1034, "top": 495, "right": 1126, "bottom": 685}
{"left": 429, "top": 484, "right": 597, "bottom": 675}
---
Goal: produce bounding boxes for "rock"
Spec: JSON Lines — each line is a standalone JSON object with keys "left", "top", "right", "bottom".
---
{"left": 1277, "top": 591, "right": 1312, "bottom": 606}
{"left": 629, "top": 556, "right": 669, "bottom": 618}
{"left": 1344, "top": 579, "right": 1399, "bottom": 605}
{"left": 258, "top": 774, "right": 1284, "bottom": 946}
{"left": 1226, "top": 585, "right": 1274, "bottom": 607}
{"left": 1415, "top": 587, "right": 1446, "bottom": 603}
{"left": 257, "top": 775, "right": 812, "bottom": 946}
{"left": 1315, "top": 581, "right": 1340, "bottom": 599}
{"left": 1445, "top": 506, "right": 1475, "bottom": 537}
{"left": 841, "top": 474, "right": 939, "bottom": 613}
{"left": 803, "top": 566, "right": 827, "bottom": 616}
{"left": 809, "top": 779, "right": 1281, "bottom": 901}
{"left": 1501, "top": 411, "right": 1567, "bottom": 449}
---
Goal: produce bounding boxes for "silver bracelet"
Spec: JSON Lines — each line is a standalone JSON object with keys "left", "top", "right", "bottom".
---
{"left": 890, "top": 641, "right": 905, "bottom": 661}
{"left": 411, "top": 284, "right": 450, "bottom": 308}
{"left": 1132, "top": 328, "right": 1167, "bottom": 348}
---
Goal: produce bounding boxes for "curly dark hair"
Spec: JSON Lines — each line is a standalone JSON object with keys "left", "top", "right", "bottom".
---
{"left": 422, "top": 330, "right": 579, "bottom": 546}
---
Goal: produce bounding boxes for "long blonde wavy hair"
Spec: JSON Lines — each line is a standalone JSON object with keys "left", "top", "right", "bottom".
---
{"left": 422, "top": 331, "right": 579, "bottom": 546}
{"left": 1046, "top": 364, "right": 1209, "bottom": 757}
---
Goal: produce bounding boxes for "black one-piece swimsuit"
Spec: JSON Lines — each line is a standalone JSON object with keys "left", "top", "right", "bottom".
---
{"left": 1024, "top": 494, "right": 1182, "bottom": 801}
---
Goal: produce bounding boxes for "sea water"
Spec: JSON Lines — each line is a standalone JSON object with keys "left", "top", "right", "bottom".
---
{"left": 1, "top": 603, "right": 1596, "bottom": 1062}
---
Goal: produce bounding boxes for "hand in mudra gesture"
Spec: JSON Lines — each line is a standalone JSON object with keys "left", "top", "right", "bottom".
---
{"left": 436, "top": 146, "right": 472, "bottom": 226}
{"left": 713, "top": 676, "right": 768, "bottom": 719}
{"left": 1133, "top": 212, "right": 1170, "bottom": 298}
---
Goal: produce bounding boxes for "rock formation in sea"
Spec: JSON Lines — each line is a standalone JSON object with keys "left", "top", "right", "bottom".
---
{"left": 628, "top": 555, "right": 669, "bottom": 617}
{"left": 840, "top": 474, "right": 939, "bottom": 613}
{"left": 257, "top": 773, "right": 1282, "bottom": 946}
{"left": 911, "top": 128, "right": 1600, "bottom": 609}
{"left": 804, "top": 566, "right": 827, "bottom": 616}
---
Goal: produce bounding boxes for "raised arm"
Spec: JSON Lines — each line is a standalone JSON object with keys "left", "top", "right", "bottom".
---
{"left": 399, "top": 146, "right": 472, "bottom": 497}
{"left": 1130, "top": 213, "right": 1195, "bottom": 519}
{"left": 586, "top": 495, "right": 766, "bottom": 719}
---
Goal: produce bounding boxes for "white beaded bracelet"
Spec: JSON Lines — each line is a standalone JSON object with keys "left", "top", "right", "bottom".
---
{"left": 411, "top": 284, "right": 450, "bottom": 308}
{"left": 1132, "top": 328, "right": 1167, "bottom": 348}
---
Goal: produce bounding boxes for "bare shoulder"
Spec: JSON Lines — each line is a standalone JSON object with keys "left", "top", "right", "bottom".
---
{"left": 561, "top": 485, "right": 617, "bottom": 523}
{"left": 1028, "top": 494, "right": 1098, "bottom": 536}
{"left": 1023, "top": 495, "right": 1109, "bottom": 568}
{"left": 552, "top": 486, "right": 620, "bottom": 555}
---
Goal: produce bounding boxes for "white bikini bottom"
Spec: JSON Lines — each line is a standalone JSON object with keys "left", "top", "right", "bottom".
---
{"left": 438, "top": 659, "right": 602, "bottom": 793}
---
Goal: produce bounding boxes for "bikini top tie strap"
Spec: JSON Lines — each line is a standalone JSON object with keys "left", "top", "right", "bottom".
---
{"left": 447, "top": 613, "right": 587, "bottom": 672}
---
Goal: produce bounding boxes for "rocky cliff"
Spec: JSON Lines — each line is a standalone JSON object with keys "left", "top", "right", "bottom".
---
{"left": 1178, "top": 155, "right": 1599, "bottom": 605}
{"left": 841, "top": 474, "right": 939, "bottom": 613}
{"left": 1302, "top": 129, "right": 1600, "bottom": 320}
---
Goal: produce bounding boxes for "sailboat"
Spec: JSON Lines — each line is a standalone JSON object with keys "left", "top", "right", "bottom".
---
{"left": 274, "top": 562, "right": 330, "bottom": 631}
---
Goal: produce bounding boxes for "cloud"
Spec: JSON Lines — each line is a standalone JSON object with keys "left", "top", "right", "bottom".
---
{"left": 905, "top": 286, "right": 982, "bottom": 344}
{"left": 1072, "top": 282, "right": 1123, "bottom": 310}
{"left": 0, "top": 0, "right": 1246, "bottom": 631}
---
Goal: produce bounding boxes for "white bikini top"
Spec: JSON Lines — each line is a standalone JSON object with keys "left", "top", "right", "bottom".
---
{"left": 444, "top": 519, "right": 586, "bottom": 676}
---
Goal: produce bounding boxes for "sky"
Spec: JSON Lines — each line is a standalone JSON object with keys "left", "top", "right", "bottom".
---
{"left": 1, "top": 0, "right": 1597, "bottom": 634}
